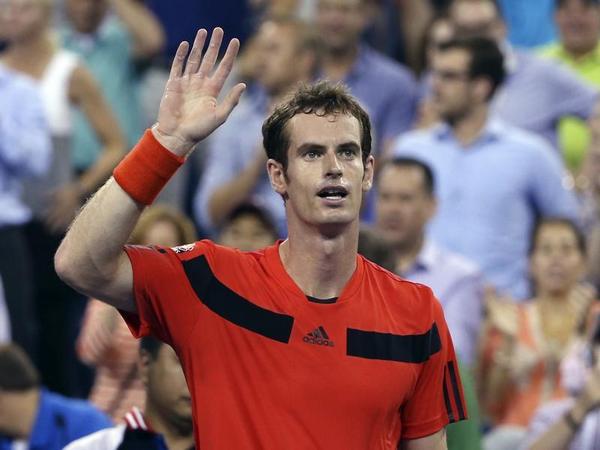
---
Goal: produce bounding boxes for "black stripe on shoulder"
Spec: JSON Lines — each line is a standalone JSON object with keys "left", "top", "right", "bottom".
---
{"left": 448, "top": 361, "right": 466, "bottom": 421}
{"left": 346, "top": 323, "right": 441, "bottom": 363}
{"left": 182, "top": 255, "right": 294, "bottom": 343}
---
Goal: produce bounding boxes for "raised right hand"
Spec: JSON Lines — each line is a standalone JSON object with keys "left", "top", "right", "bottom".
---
{"left": 154, "top": 28, "right": 246, "bottom": 156}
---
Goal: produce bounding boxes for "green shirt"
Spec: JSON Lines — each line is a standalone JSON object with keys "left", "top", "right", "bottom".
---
{"left": 446, "top": 361, "right": 483, "bottom": 450}
{"left": 61, "top": 17, "right": 143, "bottom": 170}
{"left": 539, "top": 43, "right": 600, "bottom": 171}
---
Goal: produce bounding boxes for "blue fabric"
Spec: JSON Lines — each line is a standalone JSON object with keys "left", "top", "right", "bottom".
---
{"left": 498, "top": 0, "right": 557, "bottom": 48}
{"left": 392, "top": 119, "right": 579, "bottom": 300}
{"left": 0, "top": 65, "right": 51, "bottom": 227}
{"left": 0, "top": 389, "right": 112, "bottom": 450}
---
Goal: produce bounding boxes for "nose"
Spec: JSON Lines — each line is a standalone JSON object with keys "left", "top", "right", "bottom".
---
{"left": 324, "top": 151, "right": 343, "bottom": 178}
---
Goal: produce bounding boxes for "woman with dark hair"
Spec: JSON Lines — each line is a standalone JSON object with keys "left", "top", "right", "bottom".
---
{"left": 478, "top": 218, "right": 597, "bottom": 448}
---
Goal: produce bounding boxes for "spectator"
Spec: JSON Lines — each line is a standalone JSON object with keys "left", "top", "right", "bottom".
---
{"left": 218, "top": 203, "right": 278, "bottom": 252}
{"left": 0, "top": 344, "right": 112, "bottom": 450}
{"left": 0, "top": 0, "right": 125, "bottom": 396}
{"left": 374, "top": 157, "right": 484, "bottom": 367}
{"left": 447, "top": 0, "right": 599, "bottom": 152}
{"left": 478, "top": 219, "right": 596, "bottom": 450}
{"left": 78, "top": 205, "right": 196, "bottom": 422}
{"left": 0, "top": 62, "right": 51, "bottom": 360}
{"left": 194, "top": 16, "right": 319, "bottom": 236}
{"left": 60, "top": 0, "right": 165, "bottom": 172}
{"left": 392, "top": 36, "right": 579, "bottom": 300}
{"left": 65, "top": 337, "right": 194, "bottom": 450}
{"left": 523, "top": 307, "right": 600, "bottom": 450}
{"left": 540, "top": 0, "right": 600, "bottom": 174}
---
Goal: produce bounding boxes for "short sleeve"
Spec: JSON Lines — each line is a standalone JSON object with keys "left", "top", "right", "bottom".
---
{"left": 548, "top": 61, "right": 598, "bottom": 120}
{"left": 119, "top": 242, "right": 211, "bottom": 348}
{"left": 401, "top": 289, "right": 467, "bottom": 439}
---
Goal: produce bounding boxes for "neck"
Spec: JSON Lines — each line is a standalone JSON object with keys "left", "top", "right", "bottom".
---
{"left": 145, "top": 402, "right": 193, "bottom": 450}
{"left": 0, "top": 389, "right": 39, "bottom": 439}
{"left": 2, "top": 32, "right": 54, "bottom": 76}
{"left": 536, "top": 291, "right": 570, "bottom": 306}
{"left": 393, "top": 234, "right": 425, "bottom": 274}
{"left": 449, "top": 105, "right": 489, "bottom": 147}
{"left": 281, "top": 220, "right": 359, "bottom": 298}
{"left": 322, "top": 45, "right": 359, "bottom": 81}
{"left": 563, "top": 42, "right": 598, "bottom": 60}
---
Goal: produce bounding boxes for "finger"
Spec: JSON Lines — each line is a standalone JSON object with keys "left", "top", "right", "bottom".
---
{"left": 198, "top": 27, "right": 224, "bottom": 77}
{"left": 184, "top": 29, "right": 208, "bottom": 76}
{"left": 212, "top": 38, "right": 240, "bottom": 91}
{"left": 169, "top": 41, "right": 190, "bottom": 79}
{"left": 215, "top": 83, "right": 246, "bottom": 124}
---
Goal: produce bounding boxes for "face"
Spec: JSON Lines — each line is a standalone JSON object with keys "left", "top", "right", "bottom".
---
{"left": 142, "top": 220, "right": 182, "bottom": 247}
{"left": 268, "top": 112, "right": 374, "bottom": 233}
{"left": 316, "top": 0, "right": 366, "bottom": 53}
{"left": 143, "top": 344, "right": 192, "bottom": 431}
{"left": 0, "top": 0, "right": 49, "bottom": 42}
{"left": 254, "top": 22, "right": 307, "bottom": 96}
{"left": 556, "top": 0, "right": 600, "bottom": 56}
{"left": 450, "top": 0, "right": 505, "bottom": 42}
{"left": 431, "top": 49, "right": 478, "bottom": 121}
{"left": 65, "top": 0, "right": 108, "bottom": 34}
{"left": 375, "top": 165, "right": 435, "bottom": 247}
{"left": 219, "top": 214, "right": 277, "bottom": 252}
{"left": 530, "top": 222, "right": 586, "bottom": 297}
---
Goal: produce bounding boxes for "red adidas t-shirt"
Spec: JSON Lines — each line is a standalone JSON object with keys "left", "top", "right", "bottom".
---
{"left": 120, "top": 240, "right": 466, "bottom": 449}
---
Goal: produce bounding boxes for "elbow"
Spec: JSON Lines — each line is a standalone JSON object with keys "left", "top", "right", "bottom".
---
{"left": 54, "top": 243, "right": 78, "bottom": 289}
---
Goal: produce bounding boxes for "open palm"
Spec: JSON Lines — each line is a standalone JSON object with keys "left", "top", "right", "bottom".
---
{"left": 155, "top": 28, "right": 246, "bottom": 156}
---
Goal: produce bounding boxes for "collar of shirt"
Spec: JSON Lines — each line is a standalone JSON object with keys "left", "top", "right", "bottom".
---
{"left": 432, "top": 118, "right": 505, "bottom": 147}
{"left": 316, "top": 44, "right": 371, "bottom": 84}
{"left": 406, "top": 239, "right": 439, "bottom": 275}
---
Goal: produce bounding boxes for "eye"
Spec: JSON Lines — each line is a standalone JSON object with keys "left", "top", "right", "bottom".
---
{"left": 339, "top": 148, "right": 357, "bottom": 159}
{"left": 304, "top": 150, "right": 320, "bottom": 160}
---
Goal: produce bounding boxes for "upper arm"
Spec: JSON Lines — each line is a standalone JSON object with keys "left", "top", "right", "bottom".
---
{"left": 68, "top": 65, "right": 125, "bottom": 151}
{"left": 400, "top": 429, "right": 448, "bottom": 450}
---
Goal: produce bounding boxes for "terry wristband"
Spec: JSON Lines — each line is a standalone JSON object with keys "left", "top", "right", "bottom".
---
{"left": 113, "top": 129, "right": 185, "bottom": 205}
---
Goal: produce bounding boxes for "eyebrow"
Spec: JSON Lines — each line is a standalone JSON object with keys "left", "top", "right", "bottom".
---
{"left": 296, "top": 141, "right": 361, "bottom": 154}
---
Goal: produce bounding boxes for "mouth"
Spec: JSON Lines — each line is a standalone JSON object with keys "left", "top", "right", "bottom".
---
{"left": 317, "top": 186, "right": 349, "bottom": 202}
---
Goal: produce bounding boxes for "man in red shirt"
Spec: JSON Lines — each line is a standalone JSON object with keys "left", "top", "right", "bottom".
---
{"left": 55, "top": 27, "right": 465, "bottom": 449}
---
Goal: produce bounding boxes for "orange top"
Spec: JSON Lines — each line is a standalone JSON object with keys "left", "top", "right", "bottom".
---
{"left": 480, "top": 303, "right": 568, "bottom": 426}
{"left": 121, "top": 240, "right": 466, "bottom": 449}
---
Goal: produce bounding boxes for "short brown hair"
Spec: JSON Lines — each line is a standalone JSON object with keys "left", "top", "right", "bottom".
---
{"left": 129, "top": 205, "right": 197, "bottom": 246}
{"left": 0, "top": 344, "right": 40, "bottom": 391}
{"left": 262, "top": 81, "right": 372, "bottom": 170}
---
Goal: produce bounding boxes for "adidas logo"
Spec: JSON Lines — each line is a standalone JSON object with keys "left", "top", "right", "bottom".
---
{"left": 303, "top": 326, "right": 335, "bottom": 347}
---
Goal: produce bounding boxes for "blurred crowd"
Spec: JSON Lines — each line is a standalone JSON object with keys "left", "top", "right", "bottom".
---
{"left": 0, "top": 0, "right": 600, "bottom": 449}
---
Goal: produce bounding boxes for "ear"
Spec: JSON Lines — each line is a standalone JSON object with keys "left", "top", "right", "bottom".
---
{"left": 267, "top": 159, "right": 288, "bottom": 197}
{"left": 362, "top": 155, "right": 375, "bottom": 192}
{"left": 474, "top": 77, "right": 492, "bottom": 103}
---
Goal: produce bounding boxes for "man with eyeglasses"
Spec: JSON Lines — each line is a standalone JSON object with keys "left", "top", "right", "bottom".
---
{"left": 392, "top": 36, "right": 579, "bottom": 301}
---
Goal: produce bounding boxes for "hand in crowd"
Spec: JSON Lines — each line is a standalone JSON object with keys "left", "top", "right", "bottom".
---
{"left": 154, "top": 28, "right": 246, "bottom": 157}
{"left": 44, "top": 183, "right": 83, "bottom": 233}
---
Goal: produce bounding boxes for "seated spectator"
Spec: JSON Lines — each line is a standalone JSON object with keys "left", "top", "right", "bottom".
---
{"left": 540, "top": 0, "right": 600, "bottom": 174}
{"left": 374, "top": 157, "right": 484, "bottom": 367}
{"left": 478, "top": 218, "right": 596, "bottom": 449}
{"left": 218, "top": 203, "right": 278, "bottom": 252}
{"left": 194, "top": 16, "right": 319, "bottom": 237}
{"left": 78, "top": 205, "right": 196, "bottom": 422}
{"left": 65, "top": 337, "right": 194, "bottom": 450}
{"left": 393, "top": 36, "right": 579, "bottom": 300}
{"left": 0, "top": 344, "right": 111, "bottom": 449}
{"left": 523, "top": 307, "right": 600, "bottom": 450}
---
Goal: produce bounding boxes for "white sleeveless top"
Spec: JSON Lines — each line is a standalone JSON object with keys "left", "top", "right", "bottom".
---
{"left": 39, "top": 49, "right": 78, "bottom": 136}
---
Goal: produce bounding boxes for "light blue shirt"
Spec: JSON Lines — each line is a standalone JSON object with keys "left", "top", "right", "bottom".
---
{"left": 194, "top": 93, "right": 286, "bottom": 237}
{"left": 402, "top": 240, "right": 483, "bottom": 367}
{"left": 0, "top": 65, "right": 51, "bottom": 227}
{"left": 392, "top": 119, "right": 579, "bottom": 300}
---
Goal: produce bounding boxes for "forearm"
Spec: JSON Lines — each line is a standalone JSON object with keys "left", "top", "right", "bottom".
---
{"left": 55, "top": 177, "right": 141, "bottom": 308}
{"left": 529, "top": 404, "right": 587, "bottom": 450}
{"left": 108, "top": 0, "right": 165, "bottom": 57}
{"left": 208, "top": 158, "right": 264, "bottom": 225}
